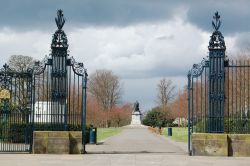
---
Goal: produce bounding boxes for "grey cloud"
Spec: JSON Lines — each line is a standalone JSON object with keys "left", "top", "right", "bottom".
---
{"left": 234, "top": 32, "right": 250, "bottom": 51}
{"left": 156, "top": 35, "right": 175, "bottom": 41}
{"left": 0, "top": 0, "right": 179, "bottom": 30}
{"left": 1, "top": 0, "right": 250, "bottom": 35}
{"left": 117, "top": 65, "right": 187, "bottom": 79}
{"left": 186, "top": 1, "right": 250, "bottom": 35}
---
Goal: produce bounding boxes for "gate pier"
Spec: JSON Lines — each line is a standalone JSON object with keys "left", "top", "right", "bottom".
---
{"left": 188, "top": 12, "right": 250, "bottom": 156}
{"left": 0, "top": 10, "right": 88, "bottom": 154}
{"left": 31, "top": 10, "right": 88, "bottom": 154}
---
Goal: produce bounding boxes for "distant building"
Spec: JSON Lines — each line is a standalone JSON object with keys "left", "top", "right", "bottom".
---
{"left": 173, "top": 117, "right": 188, "bottom": 127}
{"left": 33, "top": 101, "right": 65, "bottom": 123}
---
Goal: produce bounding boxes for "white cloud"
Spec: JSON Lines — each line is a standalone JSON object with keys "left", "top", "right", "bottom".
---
{"left": 68, "top": 16, "right": 207, "bottom": 78}
{"left": 0, "top": 14, "right": 244, "bottom": 110}
{"left": 0, "top": 27, "right": 50, "bottom": 64}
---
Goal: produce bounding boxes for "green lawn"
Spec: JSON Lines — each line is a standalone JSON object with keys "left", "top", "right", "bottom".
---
{"left": 164, "top": 127, "right": 188, "bottom": 142}
{"left": 97, "top": 128, "right": 123, "bottom": 141}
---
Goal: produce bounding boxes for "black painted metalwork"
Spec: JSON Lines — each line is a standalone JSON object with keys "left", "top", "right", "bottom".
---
{"left": 187, "top": 12, "right": 250, "bottom": 155}
{"left": 0, "top": 10, "right": 88, "bottom": 153}
{"left": 224, "top": 61, "right": 250, "bottom": 134}
{"left": 51, "top": 9, "right": 68, "bottom": 126}
{"left": 0, "top": 64, "right": 33, "bottom": 152}
{"left": 208, "top": 11, "right": 226, "bottom": 133}
{"left": 33, "top": 10, "right": 87, "bottom": 125}
{"left": 32, "top": 10, "right": 87, "bottom": 153}
{"left": 187, "top": 58, "right": 209, "bottom": 155}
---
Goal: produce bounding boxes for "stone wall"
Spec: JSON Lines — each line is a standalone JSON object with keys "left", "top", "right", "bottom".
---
{"left": 33, "top": 131, "right": 83, "bottom": 154}
{"left": 69, "top": 132, "right": 83, "bottom": 154}
{"left": 192, "top": 133, "right": 228, "bottom": 156}
{"left": 192, "top": 133, "right": 250, "bottom": 156}
{"left": 229, "top": 134, "right": 250, "bottom": 157}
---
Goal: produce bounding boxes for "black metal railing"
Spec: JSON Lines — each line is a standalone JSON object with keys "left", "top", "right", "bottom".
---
{"left": 0, "top": 10, "right": 88, "bottom": 153}
{"left": 188, "top": 60, "right": 250, "bottom": 134}
{"left": 0, "top": 64, "right": 33, "bottom": 153}
{"left": 225, "top": 60, "right": 250, "bottom": 133}
{"left": 32, "top": 10, "right": 88, "bottom": 153}
{"left": 187, "top": 12, "right": 250, "bottom": 155}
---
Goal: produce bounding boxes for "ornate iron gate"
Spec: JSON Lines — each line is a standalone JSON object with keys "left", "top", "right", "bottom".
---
{"left": 0, "top": 64, "right": 33, "bottom": 152}
{"left": 0, "top": 10, "right": 88, "bottom": 153}
{"left": 32, "top": 10, "right": 88, "bottom": 153}
{"left": 188, "top": 12, "right": 250, "bottom": 155}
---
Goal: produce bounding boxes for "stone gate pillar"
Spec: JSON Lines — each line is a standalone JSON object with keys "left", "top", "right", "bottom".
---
{"left": 207, "top": 12, "right": 226, "bottom": 133}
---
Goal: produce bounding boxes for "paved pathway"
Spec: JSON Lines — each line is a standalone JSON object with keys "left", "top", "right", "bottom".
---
{"left": 86, "top": 126, "right": 186, "bottom": 155}
{"left": 1, "top": 126, "right": 250, "bottom": 166}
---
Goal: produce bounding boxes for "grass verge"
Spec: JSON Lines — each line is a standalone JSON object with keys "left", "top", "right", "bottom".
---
{"left": 97, "top": 128, "right": 123, "bottom": 142}
{"left": 164, "top": 127, "right": 188, "bottom": 142}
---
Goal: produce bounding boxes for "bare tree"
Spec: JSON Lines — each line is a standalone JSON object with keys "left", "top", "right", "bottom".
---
{"left": 8, "top": 55, "right": 35, "bottom": 71}
{"left": 170, "top": 88, "right": 188, "bottom": 126}
{"left": 5, "top": 55, "right": 35, "bottom": 121}
{"left": 7, "top": 55, "right": 35, "bottom": 104}
{"left": 156, "top": 78, "right": 176, "bottom": 111}
{"left": 88, "top": 70, "right": 122, "bottom": 127}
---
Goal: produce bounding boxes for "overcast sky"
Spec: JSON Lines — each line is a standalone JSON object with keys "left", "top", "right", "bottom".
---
{"left": 0, "top": 0, "right": 250, "bottom": 111}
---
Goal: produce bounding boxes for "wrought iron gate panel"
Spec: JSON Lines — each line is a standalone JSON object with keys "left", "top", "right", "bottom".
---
{"left": 33, "top": 57, "right": 86, "bottom": 131}
{"left": 189, "top": 61, "right": 209, "bottom": 133}
{"left": 0, "top": 10, "right": 88, "bottom": 153}
{"left": 188, "top": 12, "right": 250, "bottom": 155}
{"left": 187, "top": 59, "right": 209, "bottom": 153}
{"left": 32, "top": 10, "right": 88, "bottom": 152}
{"left": 224, "top": 60, "right": 250, "bottom": 133}
{"left": 0, "top": 64, "right": 33, "bottom": 152}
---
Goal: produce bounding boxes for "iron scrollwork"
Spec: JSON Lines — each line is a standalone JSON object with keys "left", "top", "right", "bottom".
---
{"left": 188, "top": 58, "right": 209, "bottom": 78}
{"left": 0, "top": 64, "right": 14, "bottom": 89}
{"left": 209, "top": 92, "right": 224, "bottom": 101}
{"left": 70, "top": 57, "right": 87, "bottom": 76}
{"left": 33, "top": 56, "right": 49, "bottom": 75}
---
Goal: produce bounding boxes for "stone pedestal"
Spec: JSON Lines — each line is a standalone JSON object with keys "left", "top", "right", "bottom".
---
{"left": 192, "top": 133, "right": 228, "bottom": 156}
{"left": 130, "top": 111, "right": 141, "bottom": 125}
{"left": 192, "top": 133, "right": 250, "bottom": 156}
{"left": 69, "top": 132, "right": 83, "bottom": 154}
{"left": 33, "top": 131, "right": 83, "bottom": 154}
{"left": 229, "top": 134, "right": 250, "bottom": 156}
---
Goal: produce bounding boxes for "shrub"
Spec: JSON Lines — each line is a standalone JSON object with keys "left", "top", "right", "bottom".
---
{"left": 192, "top": 116, "right": 250, "bottom": 134}
{"left": 142, "top": 107, "right": 174, "bottom": 127}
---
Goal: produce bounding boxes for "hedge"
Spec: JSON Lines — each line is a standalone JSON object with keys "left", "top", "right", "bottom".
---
{"left": 0, "top": 123, "right": 90, "bottom": 143}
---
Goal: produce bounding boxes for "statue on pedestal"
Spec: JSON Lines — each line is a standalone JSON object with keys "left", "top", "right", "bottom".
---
{"left": 134, "top": 101, "right": 140, "bottom": 113}
{"left": 130, "top": 101, "right": 142, "bottom": 125}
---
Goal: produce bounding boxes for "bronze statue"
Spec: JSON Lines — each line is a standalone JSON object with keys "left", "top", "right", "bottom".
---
{"left": 134, "top": 101, "right": 140, "bottom": 112}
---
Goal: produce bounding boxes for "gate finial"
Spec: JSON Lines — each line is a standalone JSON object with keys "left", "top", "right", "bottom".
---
{"left": 51, "top": 10, "right": 68, "bottom": 48}
{"left": 208, "top": 12, "right": 225, "bottom": 50}
{"left": 212, "top": 11, "right": 221, "bottom": 31}
{"left": 55, "top": 9, "right": 65, "bottom": 30}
